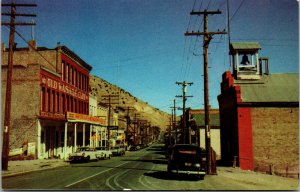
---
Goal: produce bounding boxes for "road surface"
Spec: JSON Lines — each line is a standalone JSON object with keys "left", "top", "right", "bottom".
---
{"left": 2, "top": 143, "right": 299, "bottom": 190}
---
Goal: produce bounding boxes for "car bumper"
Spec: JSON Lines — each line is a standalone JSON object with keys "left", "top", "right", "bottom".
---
{"left": 69, "top": 156, "right": 85, "bottom": 161}
{"left": 170, "top": 170, "right": 206, "bottom": 175}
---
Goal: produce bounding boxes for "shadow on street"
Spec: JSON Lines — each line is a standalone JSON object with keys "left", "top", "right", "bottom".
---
{"left": 144, "top": 171, "right": 203, "bottom": 181}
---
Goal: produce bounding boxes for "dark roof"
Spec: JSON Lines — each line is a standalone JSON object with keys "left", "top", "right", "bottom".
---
{"left": 234, "top": 73, "right": 299, "bottom": 103}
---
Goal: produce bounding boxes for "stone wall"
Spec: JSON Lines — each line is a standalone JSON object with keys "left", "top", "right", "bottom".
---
{"left": 251, "top": 107, "right": 299, "bottom": 178}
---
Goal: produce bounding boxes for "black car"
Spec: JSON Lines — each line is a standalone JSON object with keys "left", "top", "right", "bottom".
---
{"left": 167, "top": 144, "right": 206, "bottom": 180}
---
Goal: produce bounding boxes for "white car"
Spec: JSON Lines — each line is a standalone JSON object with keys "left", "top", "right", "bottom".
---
{"left": 69, "top": 147, "right": 102, "bottom": 162}
{"left": 95, "top": 147, "right": 112, "bottom": 159}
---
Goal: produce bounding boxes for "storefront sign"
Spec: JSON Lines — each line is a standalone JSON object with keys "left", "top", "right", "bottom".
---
{"left": 67, "top": 112, "right": 107, "bottom": 126}
{"left": 41, "top": 111, "right": 65, "bottom": 120}
{"left": 41, "top": 76, "right": 89, "bottom": 101}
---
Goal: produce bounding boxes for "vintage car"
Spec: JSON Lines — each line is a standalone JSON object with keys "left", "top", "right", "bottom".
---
{"left": 95, "top": 147, "right": 112, "bottom": 159}
{"left": 167, "top": 144, "right": 206, "bottom": 180}
{"left": 69, "top": 147, "right": 102, "bottom": 162}
{"left": 111, "top": 146, "right": 125, "bottom": 156}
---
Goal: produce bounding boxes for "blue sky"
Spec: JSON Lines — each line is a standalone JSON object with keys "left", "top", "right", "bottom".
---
{"left": 2, "top": 0, "right": 299, "bottom": 113}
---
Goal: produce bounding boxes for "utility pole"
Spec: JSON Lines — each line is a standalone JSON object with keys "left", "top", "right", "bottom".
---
{"left": 125, "top": 106, "right": 135, "bottom": 148}
{"left": 170, "top": 99, "right": 177, "bottom": 144}
{"left": 185, "top": 9, "right": 226, "bottom": 175}
{"left": 102, "top": 95, "right": 119, "bottom": 149}
{"left": 176, "top": 81, "right": 193, "bottom": 144}
{"left": 133, "top": 113, "right": 140, "bottom": 145}
{"left": 1, "top": 2, "right": 36, "bottom": 171}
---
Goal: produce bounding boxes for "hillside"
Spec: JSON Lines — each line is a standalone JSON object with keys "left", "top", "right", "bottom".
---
{"left": 89, "top": 75, "right": 170, "bottom": 132}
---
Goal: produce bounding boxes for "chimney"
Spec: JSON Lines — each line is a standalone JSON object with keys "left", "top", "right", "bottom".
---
{"left": 28, "top": 40, "right": 36, "bottom": 51}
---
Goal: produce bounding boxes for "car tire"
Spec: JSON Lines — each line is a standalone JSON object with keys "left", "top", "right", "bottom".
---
{"left": 86, "top": 156, "right": 90, "bottom": 162}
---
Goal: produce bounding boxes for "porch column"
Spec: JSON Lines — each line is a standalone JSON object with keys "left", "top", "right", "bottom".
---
{"left": 74, "top": 123, "right": 77, "bottom": 151}
{"left": 37, "top": 119, "right": 42, "bottom": 159}
{"left": 96, "top": 125, "right": 99, "bottom": 147}
{"left": 64, "top": 122, "right": 68, "bottom": 160}
{"left": 89, "top": 124, "right": 92, "bottom": 147}
{"left": 83, "top": 124, "right": 86, "bottom": 147}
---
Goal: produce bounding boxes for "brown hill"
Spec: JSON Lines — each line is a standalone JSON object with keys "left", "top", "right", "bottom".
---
{"left": 89, "top": 75, "right": 170, "bottom": 132}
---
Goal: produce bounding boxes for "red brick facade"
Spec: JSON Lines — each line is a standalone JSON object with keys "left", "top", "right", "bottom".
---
{"left": 218, "top": 71, "right": 299, "bottom": 177}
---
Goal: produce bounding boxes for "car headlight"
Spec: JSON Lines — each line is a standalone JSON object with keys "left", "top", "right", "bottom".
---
{"left": 194, "top": 163, "right": 201, "bottom": 168}
{"left": 185, "top": 162, "right": 192, "bottom": 166}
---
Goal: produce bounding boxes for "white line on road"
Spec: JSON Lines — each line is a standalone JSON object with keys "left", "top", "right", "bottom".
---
{"left": 65, "top": 161, "right": 130, "bottom": 188}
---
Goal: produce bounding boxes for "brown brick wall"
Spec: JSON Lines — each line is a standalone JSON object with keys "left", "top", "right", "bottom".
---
{"left": 252, "top": 107, "right": 299, "bottom": 178}
{"left": 2, "top": 64, "right": 41, "bottom": 149}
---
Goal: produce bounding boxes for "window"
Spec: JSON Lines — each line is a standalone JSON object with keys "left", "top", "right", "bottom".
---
{"left": 62, "top": 61, "right": 65, "bottom": 81}
{"left": 70, "top": 96, "right": 73, "bottom": 112}
{"left": 56, "top": 92, "right": 60, "bottom": 113}
{"left": 74, "top": 68, "right": 77, "bottom": 86}
{"left": 52, "top": 90, "right": 55, "bottom": 112}
{"left": 66, "top": 64, "right": 69, "bottom": 83}
{"left": 70, "top": 66, "right": 73, "bottom": 85}
{"left": 41, "top": 87, "right": 46, "bottom": 111}
{"left": 62, "top": 94, "right": 65, "bottom": 113}
{"left": 74, "top": 99, "right": 77, "bottom": 113}
{"left": 66, "top": 95, "right": 69, "bottom": 112}
{"left": 47, "top": 89, "right": 50, "bottom": 112}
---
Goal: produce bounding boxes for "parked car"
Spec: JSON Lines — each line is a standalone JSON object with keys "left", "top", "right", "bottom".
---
{"left": 95, "top": 147, "right": 112, "bottom": 159}
{"left": 111, "top": 146, "right": 125, "bottom": 156}
{"left": 167, "top": 144, "right": 206, "bottom": 180}
{"left": 129, "top": 145, "right": 139, "bottom": 151}
{"left": 69, "top": 147, "right": 102, "bottom": 162}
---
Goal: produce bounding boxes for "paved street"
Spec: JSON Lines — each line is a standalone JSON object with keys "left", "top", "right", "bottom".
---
{"left": 2, "top": 143, "right": 299, "bottom": 190}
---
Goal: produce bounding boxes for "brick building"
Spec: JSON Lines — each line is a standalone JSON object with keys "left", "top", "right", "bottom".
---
{"left": 2, "top": 41, "right": 106, "bottom": 159}
{"left": 218, "top": 42, "right": 299, "bottom": 177}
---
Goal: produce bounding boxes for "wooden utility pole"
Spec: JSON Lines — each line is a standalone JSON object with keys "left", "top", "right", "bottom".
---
{"left": 102, "top": 95, "right": 119, "bottom": 149}
{"left": 170, "top": 99, "right": 177, "bottom": 144}
{"left": 185, "top": 9, "right": 226, "bottom": 175}
{"left": 1, "top": 2, "right": 36, "bottom": 171}
{"left": 124, "top": 106, "right": 135, "bottom": 147}
{"left": 176, "top": 81, "right": 193, "bottom": 144}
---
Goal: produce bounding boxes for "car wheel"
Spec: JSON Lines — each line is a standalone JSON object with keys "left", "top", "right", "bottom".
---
{"left": 197, "top": 174, "right": 205, "bottom": 180}
{"left": 108, "top": 155, "right": 111, "bottom": 159}
{"left": 86, "top": 156, "right": 90, "bottom": 162}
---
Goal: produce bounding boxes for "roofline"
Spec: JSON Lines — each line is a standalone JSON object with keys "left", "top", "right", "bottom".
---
{"left": 237, "top": 102, "right": 299, "bottom": 107}
{"left": 60, "top": 46, "right": 92, "bottom": 71}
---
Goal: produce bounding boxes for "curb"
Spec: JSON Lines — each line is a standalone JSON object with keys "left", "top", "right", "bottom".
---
{"left": 2, "top": 163, "right": 69, "bottom": 178}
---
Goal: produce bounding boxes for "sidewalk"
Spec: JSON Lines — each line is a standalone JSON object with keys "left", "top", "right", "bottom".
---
{"left": 1, "top": 159, "right": 69, "bottom": 178}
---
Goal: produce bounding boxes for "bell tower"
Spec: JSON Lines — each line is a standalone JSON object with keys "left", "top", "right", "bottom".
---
{"left": 230, "top": 42, "right": 264, "bottom": 80}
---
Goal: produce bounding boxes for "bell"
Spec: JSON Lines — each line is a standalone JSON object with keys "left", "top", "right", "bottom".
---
{"left": 241, "top": 54, "right": 250, "bottom": 65}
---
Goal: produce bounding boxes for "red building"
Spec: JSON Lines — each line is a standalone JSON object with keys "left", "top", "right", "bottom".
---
{"left": 2, "top": 41, "right": 106, "bottom": 159}
{"left": 218, "top": 42, "right": 298, "bottom": 177}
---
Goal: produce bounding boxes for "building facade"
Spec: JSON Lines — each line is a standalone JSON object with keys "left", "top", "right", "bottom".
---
{"left": 218, "top": 42, "right": 299, "bottom": 177}
{"left": 2, "top": 41, "right": 106, "bottom": 159}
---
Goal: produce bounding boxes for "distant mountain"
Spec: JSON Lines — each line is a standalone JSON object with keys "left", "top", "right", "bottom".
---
{"left": 89, "top": 74, "right": 170, "bottom": 132}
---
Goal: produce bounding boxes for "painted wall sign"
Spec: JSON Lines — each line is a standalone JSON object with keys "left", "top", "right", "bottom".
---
{"left": 41, "top": 75, "right": 89, "bottom": 101}
{"left": 67, "top": 112, "right": 107, "bottom": 126}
